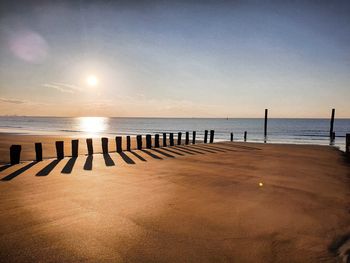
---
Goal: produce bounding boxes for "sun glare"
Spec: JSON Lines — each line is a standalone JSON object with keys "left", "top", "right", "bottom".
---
{"left": 86, "top": 75, "right": 98, "bottom": 86}
{"left": 79, "top": 117, "right": 108, "bottom": 135}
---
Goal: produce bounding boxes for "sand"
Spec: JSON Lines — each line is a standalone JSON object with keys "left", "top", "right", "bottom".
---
{"left": 0, "top": 137, "right": 349, "bottom": 262}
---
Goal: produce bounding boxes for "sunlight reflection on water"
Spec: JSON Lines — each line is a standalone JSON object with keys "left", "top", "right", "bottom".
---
{"left": 78, "top": 117, "right": 108, "bottom": 136}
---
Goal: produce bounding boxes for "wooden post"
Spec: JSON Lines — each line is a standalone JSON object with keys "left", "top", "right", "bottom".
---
{"left": 56, "top": 141, "right": 64, "bottom": 160}
{"left": 209, "top": 130, "right": 214, "bottom": 143}
{"left": 136, "top": 135, "right": 142, "bottom": 150}
{"left": 101, "top": 137, "right": 108, "bottom": 154}
{"left": 230, "top": 132, "right": 233, "bottom": 142}
{"left": 170, "top": 133, "right": 174, "bottom": 146}
{"left": 244, "top": 131, "right": 247, "bottom": 142}
{"left": 346, "top": 134, "right": 350, "bottom": 154}
{"left": 146, "top": 134, "right": 152, "bottom": 149}
{"left": 185, "top": 132, "right": 189, "bottom": 145}
{"left": 72, "top": 139, "right": 79, "bottom": 157}
{"left": 163, "top": 133, "right": 167, "bottom": 147}
{"left": 330, "top": 108, "right": 335, "bottom": 138}
{"left": 204, "top": 130, "right": 208, "bottom": 143}
{"left": 126, "top": 136, "right": 131, "bottom": 151}
{"left": 35, "top": 142, "right": 43, "bottom": 161}
{"left": 264, "top": 109, "right": 268, "bottom": 141}
{"left": 86, "top": 138, "right": 93, "bottom": 155}
{"left": 155, "top": 134, "right": 160, "bottom": 148}
{"left": 192, "top": 131, "right": 196, "bottom": 144}
{"left": 177, "top": 132, "right": 182, "bottom": 145}
{"left": 116, "top": 136, "right": 122, "bottom": 153}
{"left": 10, "top": 145, "right": 21, "bottom": 165}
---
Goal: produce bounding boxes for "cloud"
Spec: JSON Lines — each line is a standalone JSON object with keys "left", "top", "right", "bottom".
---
{"left": 43, "top": 82, "right": 82, "bottom": 93}
{"left": 0, "top": 97, "right": 26, "bottom": 104}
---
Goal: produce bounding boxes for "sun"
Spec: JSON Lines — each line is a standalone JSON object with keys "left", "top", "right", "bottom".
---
{"left": 86, "top": 75, "right": 98, "bottom": 86}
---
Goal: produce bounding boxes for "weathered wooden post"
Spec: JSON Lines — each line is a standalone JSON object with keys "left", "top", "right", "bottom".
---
{"left": 72, "top": 139, "right": 79, "bottom": 157}
{"left": 146, "top": 134, "right": 152, "bottom": 149}
{"left": 136, "top": 135, "right": 142, "bottom": 150}
{"left": 192, "top": 131, "right": 196, "bottom": 144}
{"left": 155, "top": 134, "right": 160, "bottom": 148}
{"left": 116, "top": 136, "right": 122, "bottom": 153}
{"left": 101, "top": 137, "right": 109, "bottom": 154}
{"left": 126, "top": 136, "right": 131, "bottom": 151}
{"left": 330, "top": 108, "right": 335, "bottom": 139}
{"left": 230, "top": 132, "right": 233, "bottom": 142}
{"left": 204, "top": 130, "right": 208, "bottom": 143}
{"left": 264, "top": 109, "right": 268, "bottom": 142}
{"left": 244, "top": 131, "right": 247, "bottom": 142}
{"left": 185, "top": 132, "right": 189, "bottom": 145}
{"left": 86, "top": 138, "right": 93, "bottom": 155}
{"left": 170, "top": 133, "right": 174, "bottom": 146}
{"left": 163, "top": 133, "right": 167, "bottom": 147}
{"left": 177, "top": 132, "right": 182, "bottom": 145}
{"left": 10, "top": 145, "right": 21, "bottom": 165}
{"left": 209, "top": 130, "right": 215, "bottom": 143}
{"left": 346, "top": 134, "right": 350, "bottom": 154}
{"left": 56, "top": 141, "right": 64, "bottom": 160}
{"left": 35, "top": 142, "right": 43, "bottom": 161}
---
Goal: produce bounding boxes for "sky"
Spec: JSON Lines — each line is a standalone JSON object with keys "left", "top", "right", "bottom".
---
{"left": 0, "top": 0, "right": 349, "bottom": 118}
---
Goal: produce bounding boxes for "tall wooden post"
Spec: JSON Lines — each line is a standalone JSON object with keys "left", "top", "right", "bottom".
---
{"left": 116, "top": 136, "right": 122, "bottom": 153}
{"left": 136, "top": 135, "right": 142, "bottom": 150}
{"left": 10, "top": 145, "right": 21, "bottom": 165}
{"left": 72, "top": 139, "right": 79, "bottom": 157}
{"left": 146, "top": 134, "right": 152, "bottom": 149}
{"left": 170, "top": 133, "right": 174, "bottom": 146}
{"left": 163, "top": 133, "right": 167, "bottom": 147}
{"left": 204, "top": 130, "right": 208, "bottom": 143}
{"left": 126, "top": 136, "right": 131, "bottom": 151}
{"left": 209, "top": 130, "right": 214, "bottom": 143}
{"left": 86, "top": 138, "right": 93, "bottom": 155}
{"left": 35, "top": 142, "right": 43, "bottom": 161}
{"left": 155, "top": 134, "right": 160, "bottom": 148}
{"left": 264, "top": 109, "right": 268, "bottom": 142}
{"left": 185, "top": 132, "right": 189, "bottom": 145}
{"left": 244, "top": 131, "right": 247, "bottom": 142}
{"left": 56, "top": 141, "right": 64, "bottom": 160}
{"left": 230, "top": 132, "right": 233, "bottom": 142}
{"left": 330, "top": 108, "right": 335, "bottom": 138}
{"left": 177, "top": 132, "right": 182, "bottom": 145}
{"left": 192, "top": 131, "right": 196, "bottom": 144}
{"left": 346, "top": 134, "right": 350, "bottom": 154}
{"left": 102, "top": 137, "right": 109, "bottom": 154}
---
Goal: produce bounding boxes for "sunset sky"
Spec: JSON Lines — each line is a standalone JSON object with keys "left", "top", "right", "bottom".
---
{"left": 0, "top": 0, "right": 349, "bottom": 118}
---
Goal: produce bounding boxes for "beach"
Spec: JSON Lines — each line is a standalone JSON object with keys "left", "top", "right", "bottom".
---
{"left": 0, "top": 136, "right": 349, "bottom": 262}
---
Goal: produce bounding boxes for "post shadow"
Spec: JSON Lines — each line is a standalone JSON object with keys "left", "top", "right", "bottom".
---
{"left": 36, "top": 160, "right": 60, "bottom": 176}
{"left": 129, "top": 151, "right": 147, "bottom": 162}
{"left": 161, "top": 147, "right": 184, "bottom": 156}
{"left": 61, "top": 157, "right": 77, "bottom": 174}
{"left": 0, "top": 164, "right": 12, "bottom": 172}
{"left": 103, "top": 153, "right": 115, "bottom": 166}
{"left": 173, "top": 146, "right": 195, "bottom": 155}
{"left": 195, "top": 144, "right": 227, "bottom": 152}
{"left": 191, "top": 144, "right": 218, "bottom": 154}
{"left": 84, "top": 155, "right": 93, "bottom": 170}
{"left": 151, "top": 148, "right": 175, "bottom": 158}
{"left": 141, "top": 149, "right": 162, "bottom": 160}
{"left": 178, "top": 145, "right": 204, "bottom": 154}
{"left": 118, "top": 152, "right": 135, "bottom": 164}
{"left": 1, "top": 161, "right": 37, "bottom": 181}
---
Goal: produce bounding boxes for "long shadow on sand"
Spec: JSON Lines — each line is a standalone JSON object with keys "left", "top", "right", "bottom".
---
{"left": 171, "top": 146, "right": 195, "bottom": 155}
{"left": 84, "top": 155, "right": 93, "bottom": 170}
{"left": 161, "top": 147, "right": 185, "bottom": 156}
{"left": 151, "top": 148, "right": 175, "bottom": 158}
{"left": 0, "top": 164, "right": 12, "bottom": 172}
{"left": 61, "top": 157, "right": 77, "bottom": 174}
{"left": 129, "top": 151, "right": 147, "bottom": 162}
{"left": 141, "top": 149, "right": 163, "bottom": 160}
{"left": 36, "top": 160, "right": 60, "bottom": 176}
{"left": 190, "top": 145, "right": 218, "bottom": 154}
{"left": 177, "top": 146, "right": 205, "bottom": 154}
{"left": 1, "top": 162, "right": 37, "bottom": 181}
{"left": 118, "top": 152, "right": 136, "bottom": 164}
{"left": 103, "top": 153, "right": 115, "bottom": 166}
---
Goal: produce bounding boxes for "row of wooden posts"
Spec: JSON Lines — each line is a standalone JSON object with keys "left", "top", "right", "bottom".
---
{"left": 9, "top": 130, "right": 219, "bottom": 165}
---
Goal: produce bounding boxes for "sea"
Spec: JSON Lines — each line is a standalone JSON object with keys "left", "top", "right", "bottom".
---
{"left": 0, "top": 116, "right": 349, "bottom": 151}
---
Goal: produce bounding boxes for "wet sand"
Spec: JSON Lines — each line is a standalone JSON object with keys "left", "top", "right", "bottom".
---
{"left": 0, "top": 138, "right": 349, "bottom": 262}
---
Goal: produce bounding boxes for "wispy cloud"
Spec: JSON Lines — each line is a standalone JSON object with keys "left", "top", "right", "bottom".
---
{"left": 0, "top": 97, "right": 26, "bottom": 104}
{"left": 43, "top": 82, "right": 82, "bottom": 93}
